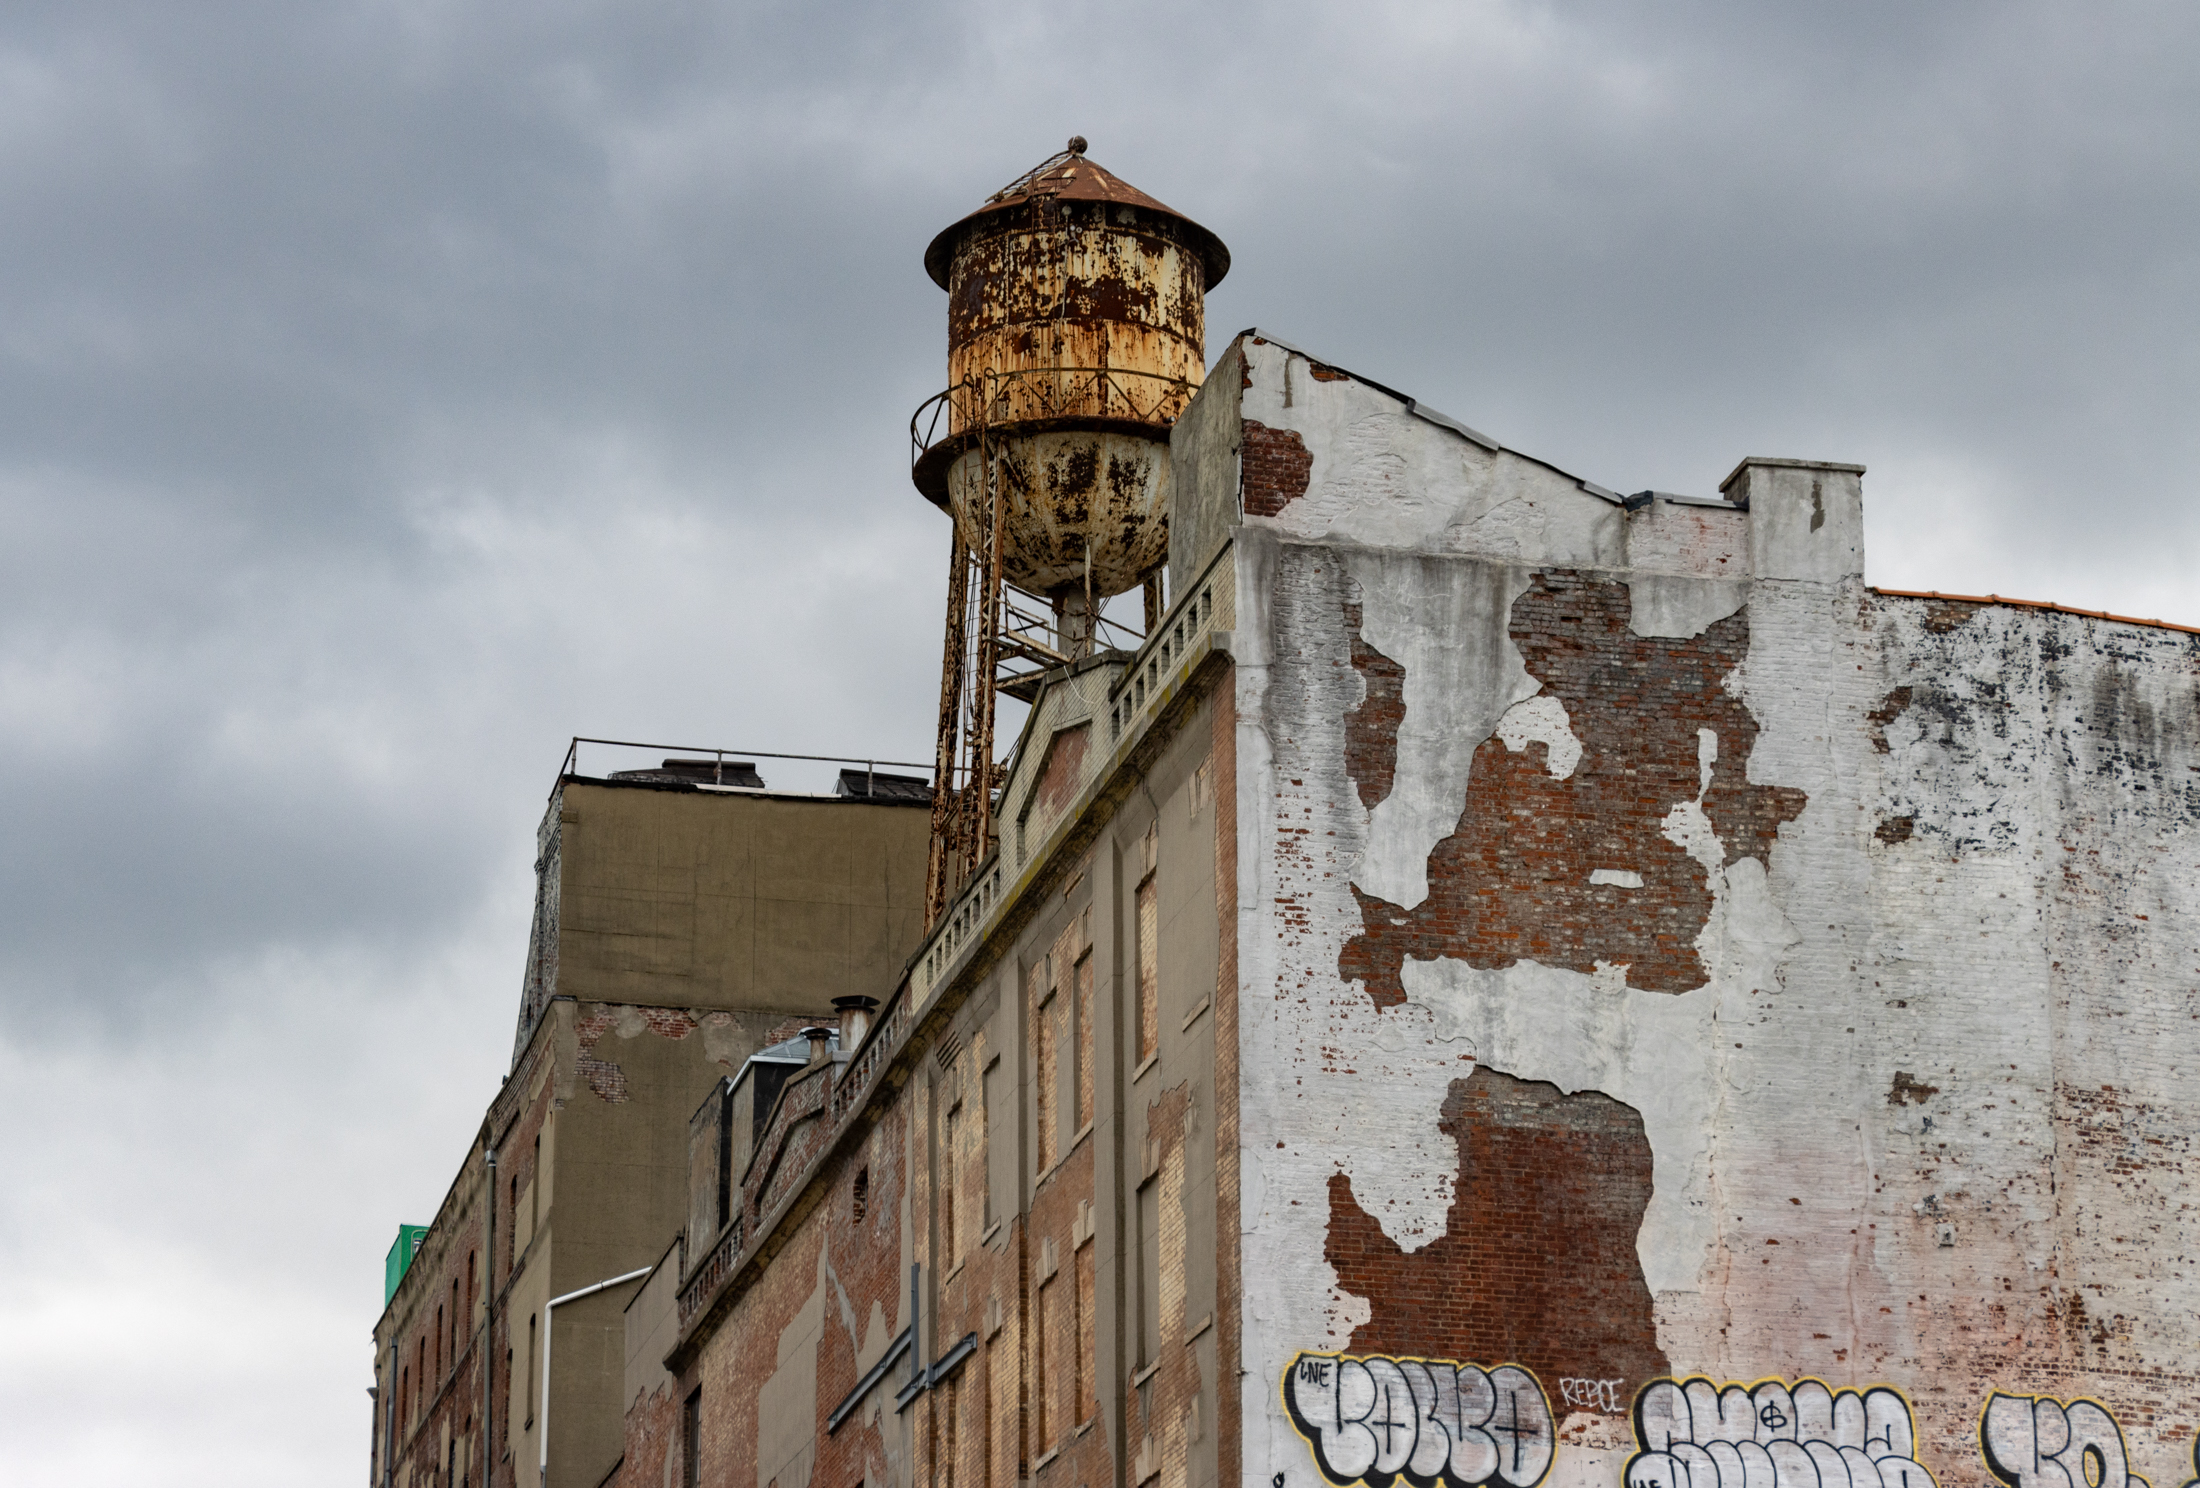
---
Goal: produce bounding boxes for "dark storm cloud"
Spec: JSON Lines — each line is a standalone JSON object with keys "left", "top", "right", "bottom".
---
{"left": 2, "top": 2, "right": 2197, "bottom": 1480}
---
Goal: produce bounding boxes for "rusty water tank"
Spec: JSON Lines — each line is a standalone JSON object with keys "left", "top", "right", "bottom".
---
{"left": 912, "top": 139, "right": 1229, "bottom": 601}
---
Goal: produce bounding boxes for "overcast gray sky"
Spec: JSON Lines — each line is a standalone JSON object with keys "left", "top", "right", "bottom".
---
{"left": 3, "top": 1, "right": 2197, "bottom": 1481}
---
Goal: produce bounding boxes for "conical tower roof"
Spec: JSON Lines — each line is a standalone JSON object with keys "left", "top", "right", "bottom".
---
{"left": 922, "top": 139, "right": 1230, "bottom": 292}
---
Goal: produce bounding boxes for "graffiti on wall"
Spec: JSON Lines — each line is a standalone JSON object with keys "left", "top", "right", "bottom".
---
{"left": 1284, "top": 1351, "right": 1555, "bottom": 1488}
{"left": 1625, "top": 1377, "right": 1938, "bottom": 1488}
{"left": 1558, "top": 1378, "right": 1628, "bottom": 1416}
{"left": 1980, "top": 1393, "right": 2149, "bottom": 1488}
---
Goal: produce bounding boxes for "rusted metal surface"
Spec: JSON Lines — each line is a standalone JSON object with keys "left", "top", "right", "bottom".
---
{"left": 922, "top": 144, "right": 1229, "bottom": 294}
{"left": 918, "top": 141, "right": 1227, "bottom": 925}
{"left": 945, "top": 428, "right": 1169, "bottom": 596}
{"left": 945, "top": 215, "right": 1207, "bottom": 407}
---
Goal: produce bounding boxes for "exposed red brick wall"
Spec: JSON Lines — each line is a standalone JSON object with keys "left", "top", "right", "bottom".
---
{"left": 1340, "top": 570, "right": 1807, "bottom": 1005}
{"left": 1240, "top": 421, "right": 1312, "bottom": 518}
{"left": 619, "top": 1381, "right": 676, "bottom": 1488}
{"left": 1341, "top": 599, "right": 1404, "bottom": 811}
{"left": 1035, "top": 724, "right": 1091, "bottom": 822}
{"left": 1324, "top": 1067, "right": 1667, "bottom": 1405}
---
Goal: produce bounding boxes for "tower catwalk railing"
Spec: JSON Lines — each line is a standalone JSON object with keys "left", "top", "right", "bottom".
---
{"left": 909, "top": 365, "right": 1197, "bottom": 473}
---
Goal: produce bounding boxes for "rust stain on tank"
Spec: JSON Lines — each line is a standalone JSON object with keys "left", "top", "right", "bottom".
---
{"left": 917, "top": 144, "right": 1230, "bottom": 599}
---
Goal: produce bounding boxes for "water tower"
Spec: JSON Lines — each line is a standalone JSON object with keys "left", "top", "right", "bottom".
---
{"left": 912, "top": 138, "right": 1229, "bottom": 919}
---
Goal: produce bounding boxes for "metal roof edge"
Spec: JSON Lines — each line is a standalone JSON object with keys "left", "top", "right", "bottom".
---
{"left": 1869, "top": 588, "right": 2200, "bottom": 638}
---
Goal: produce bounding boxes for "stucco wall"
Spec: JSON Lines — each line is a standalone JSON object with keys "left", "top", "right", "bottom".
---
{"left": 1228, "top": 336, "right": 2200, "bottom": 1488}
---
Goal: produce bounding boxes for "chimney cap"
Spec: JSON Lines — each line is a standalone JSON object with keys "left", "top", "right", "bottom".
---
{"left": 831, "top": 995, "right": 881, "bottom": 1012}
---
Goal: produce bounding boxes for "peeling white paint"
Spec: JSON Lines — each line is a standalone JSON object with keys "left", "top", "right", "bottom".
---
{"left": 1352, "top": 554, "right": 1539, "bottom": 910}
{"left": 1627, "top": 573, "right": 1749, "bottom": 639}
{"left": 1497, "top": 693, "right": 1583, "bottom": 779}
{"left": 1232, "top": 343, "right": 2200, "bottom": 1488}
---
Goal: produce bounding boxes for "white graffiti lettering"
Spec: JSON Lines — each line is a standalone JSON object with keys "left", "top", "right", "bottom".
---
{"left": 1559, "top": 1379, "right": 1627, "bottom": 1416}
{"left": 1624, "top": 1376, "right": 1939, "bottom": 1488}
{"left": 1283, "top": 1351, "right": 1555, "bottom": 1488}
{"left": 1980, "top": 1393, "right": 2149, "bottom": 1488}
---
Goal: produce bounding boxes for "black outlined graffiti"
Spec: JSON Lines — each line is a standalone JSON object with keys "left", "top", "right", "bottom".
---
{"left": 1980, "top": 1393, "right": 2149, "bottom": 1488}
{"left": 1626, "top": 1377, "right": 1938, "bottom": 1488}
{"left": 1283, "top": 1351, "right": 1555, "bottom": 1488}
{"left": 1559, "top": 1379, "right": 1627, "bottom": 1416}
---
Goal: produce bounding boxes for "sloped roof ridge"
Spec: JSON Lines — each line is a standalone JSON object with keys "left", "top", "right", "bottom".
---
{"left": 1236, "top": 328, "right": 1739, "bottom": 511}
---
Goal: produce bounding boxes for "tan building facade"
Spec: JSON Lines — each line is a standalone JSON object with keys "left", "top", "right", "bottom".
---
{"left": 371, "top": 770, "right": 930, "bottom": 1488}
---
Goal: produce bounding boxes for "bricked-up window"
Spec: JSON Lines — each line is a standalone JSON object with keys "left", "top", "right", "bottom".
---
{"left": 466, "top": 1252, "right": 476, "bottom": 1330}
{"left": 1135, "top": 874, "right": 1158, "bottom": 1066}
{"left": 681, "top": 1387, "right": 701, "bottom": 1488}
{"left": 398, "top": 1365, "right": 408, "bottom": 1438}
{"left": 1033, "top": 1275, "right": 1052, "bottom": 1450}
{"left": 1032, "top": 959, "right": 1057, "bottom": 1173}
{"left": 925, "top": 1386, "right": 937, "bottom": 1488}
{"left": 852, "top": 1166, "right": 869, "bottom": 1224}
{"left": 944, "top": 1371, "right": 961, "bottom": 1488}
{"left": 982, "top": 1341, "right": 996, "bottom": 1488}
{"left": 1073, "top": 953, "right": 1094, "bottom": 1133}
{"left": 1075, "top": 1242, "right": 1096, "bottom": 1426}
{"left": 435, "top": 1302, "right": 444, "bottom": 1378}
{"left": 1135, "top": 1177, "right": 1159, "bottom": 1368}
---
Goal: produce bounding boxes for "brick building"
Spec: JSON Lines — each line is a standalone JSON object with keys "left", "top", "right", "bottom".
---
{"left": 370, "top": 764, "right": 930, "bottom": 1488}
{"left": 619, "top": 321, "right": 2200, "bottom": 1488}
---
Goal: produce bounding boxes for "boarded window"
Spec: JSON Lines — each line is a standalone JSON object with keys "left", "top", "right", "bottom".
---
{"left": 942, "top": 1104, "right": 958, "bottom": 1264}
{"left": 682, "top": 1388, "right": 701, "bottom": 1488}
{"left": 1033, "top": 959, "right": 1057, "bottom": 1173}
{"left": 980, "top": 1062, "right": 997, "bottom": 1230}
{"left": 1074, "top": 953, "right": 1094, "bottom": 1132}
{"left": 1136, "top": 874, "right": 1159, "bottom": 1065}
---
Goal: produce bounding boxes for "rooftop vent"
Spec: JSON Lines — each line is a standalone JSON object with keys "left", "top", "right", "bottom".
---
{"left": 609, "top": 758, "right": 767, "bottom": 789}
{"left": 834, "top": 768, "right": 932, "bottom": 803}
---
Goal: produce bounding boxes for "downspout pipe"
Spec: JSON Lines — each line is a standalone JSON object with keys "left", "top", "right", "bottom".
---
{"left": 380, "top": 1341, "right": 396, "bottom": 1488}
{"left": 538, "top": 1266, "right": 652, "bottom": 1488}
{"left": 482, "top": 1144, "right": 496, "bottom": 1488}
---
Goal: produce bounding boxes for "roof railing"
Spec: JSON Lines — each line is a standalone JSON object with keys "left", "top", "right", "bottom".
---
{"left": 553, "top": 736, "right": 931, "bottom": 803}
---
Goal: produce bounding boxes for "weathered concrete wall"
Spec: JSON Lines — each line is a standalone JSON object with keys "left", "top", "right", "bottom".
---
{"left": 1229, "top": 338, "right": 2200, "bottom": 1488}
{"left": 382, "top": 781, "right": 929, "bottom": 1488}
{"left": 515, "top": 784, "right": 932, "bottom": 1057}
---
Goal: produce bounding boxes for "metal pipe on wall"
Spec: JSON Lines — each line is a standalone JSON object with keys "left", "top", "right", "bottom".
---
{"left": 538, "top": 1266, "right": 652, "bottom": 1487}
